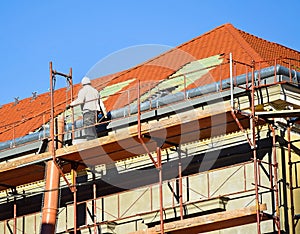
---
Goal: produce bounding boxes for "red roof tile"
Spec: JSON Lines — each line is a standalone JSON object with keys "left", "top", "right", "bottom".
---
{"left": 1, "top": 23, "right": 300, "bottom": 142}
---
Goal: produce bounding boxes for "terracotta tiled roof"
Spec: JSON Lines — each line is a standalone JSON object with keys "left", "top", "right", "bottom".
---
{"left": 238, "top": 27, "right": 300, "bottom": 63}
{"left": 1, "top": 23, "right": 300, "bottom": 142}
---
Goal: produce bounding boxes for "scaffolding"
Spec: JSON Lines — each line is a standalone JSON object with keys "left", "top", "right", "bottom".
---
{"left": 40, "top": 62, "right": 74, "bottom": 233}
{"left": 0, "top": 55, "right": 300, "bottom": 233}
{"left": 288, "top": 123, "right": 300, "bottom": 234}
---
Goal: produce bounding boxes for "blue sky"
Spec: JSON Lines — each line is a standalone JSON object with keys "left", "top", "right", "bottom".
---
{"left": 0, "top": 0, "right": 299, "bottom": 105}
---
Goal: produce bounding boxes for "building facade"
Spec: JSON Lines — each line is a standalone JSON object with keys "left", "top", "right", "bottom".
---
{"left": 0, "top": 24, "right": 299, "bottom": 233}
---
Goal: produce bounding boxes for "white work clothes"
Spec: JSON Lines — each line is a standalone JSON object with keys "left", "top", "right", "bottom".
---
{"left": 71, "top": 84, "right": 107, "bottom": 116}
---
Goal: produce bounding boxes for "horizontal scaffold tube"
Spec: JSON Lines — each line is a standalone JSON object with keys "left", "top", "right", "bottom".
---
{"left": 0, "top": 65, "right": 299, "bottom": 153}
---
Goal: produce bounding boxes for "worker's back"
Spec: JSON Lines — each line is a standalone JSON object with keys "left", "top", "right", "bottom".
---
{"left": 79, "top": 85, "right": 100, "bottom": 113}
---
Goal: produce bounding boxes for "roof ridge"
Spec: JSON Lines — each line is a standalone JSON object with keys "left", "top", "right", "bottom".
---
{"left": 111, "top": 24, "right": 231, "bottom": 71}
{"left": 237, "top": 27, "right": 300, "bottom": 54}
{"left": 223, "top": 24, "right": 264, "bottom": 62}
{"left": 174, "top": 23, "right": 230, "bottom": 51}
{"left": 91, "top": 23, "right": 238, "bottom": 88}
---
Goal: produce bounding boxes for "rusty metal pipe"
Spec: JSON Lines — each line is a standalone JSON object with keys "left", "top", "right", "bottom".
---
{"left": 251, "top": 62, "right": 261, "bottom": 234}
{"left": 157, "top": 147, "right": 164, "bottom": 233}
{"left": 273, "top": 128, "right": 281, "bottom": 233}
{"left": 14, "top": 197, "right": 17, "bottom": 234}
{"left": 178, "top": 148, "right": 183, "bottom": 220}
{"left": 288, "top": 125, "right": 295, "bottom": 234}
{"left": 72, "top": 167, "right": 77, "bottom": 234}
{"left": 50, "top": 62, "right": 55, "bottom": 161}
{"left": 69, "top": 68, "right": 75, "bottom": 141}
{"left": 93, "top": 172, "right": 97, "bottom": 234}
{"left": 137, "top": 79, "right": 159, "bottom": 168}
{"left": 41, "top": 62, "right": 62, "bottom": 234}
{"left": 137, "top": 80, "right": 141, "bottom": 139}
{"left": 57, "top": 116, "right": 64, "bottom": 149}
{"left": 270, "top": 124, "right": 281, "bottom": 233}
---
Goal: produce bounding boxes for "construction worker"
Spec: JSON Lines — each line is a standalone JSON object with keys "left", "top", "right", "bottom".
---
{"left": 70, "top": 76, "right": 107, "bottom": 140}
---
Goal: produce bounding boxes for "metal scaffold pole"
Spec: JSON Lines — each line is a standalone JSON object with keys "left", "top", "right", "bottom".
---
{"left": 288, "top": 124, "right": 296, "bottom": 234}
{"left": 250, "top": 62, "right": 261, "bottom": 234}
{"left": 41, "top": 62, "right": 73, "bottom": 234}
{"left": 157, "top": 146, "right": 164, "bottom": 234}
{"left": 229, "top": 56, "right": 286, "bottom": 233}
{"left": 270, "top": 123, "right": 281, "bottom": 233}
{"left": 178, "top": 146, "right": 183, "bottom": 220}
{"left": 72, "top": 164, "right": 78, "bottom": 234}
{"left": 137, "top": 80, "right": 165, "bottom": 233}
{"left": 40, "top": 62, "right": 61, "bottom": 234}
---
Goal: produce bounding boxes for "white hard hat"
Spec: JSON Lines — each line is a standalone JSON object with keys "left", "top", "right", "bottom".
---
{"left": 81, "top": 76, "right": 91, "bottom": 85}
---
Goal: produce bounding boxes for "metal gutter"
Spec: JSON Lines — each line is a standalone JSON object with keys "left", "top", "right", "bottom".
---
{"left": 0, "top": 65, "right": 299, "bottom": 157}
{"left": 110, "top": 65, "right": 300, "bottom": 119}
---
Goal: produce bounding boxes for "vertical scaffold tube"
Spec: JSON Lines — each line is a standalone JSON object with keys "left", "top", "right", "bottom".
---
{"left": 251, "top": 62, "right": 261, "bottom": 234}
{"left": 230, "top": 52, "right": 234, "bottom": 108}
{"left": 157, "top": 147, "right": 164, "bottom": 233}
{"left": 40, "top": 62, "right": 62, "bottom": 234}
{"left": 178, "top": 147, "right": 183, "bottom": 220}
{"left": 270, "top": 124, "right": 281, "bottom": 233}
{"left": 13, "top": 197, "right": 17, "bottom": 234}
{"left": 72, "top": 167, "right": 77, "bottom": 234}
{"left": 93, "top": 171, "right": 97, "bottom": 234}
{"left": 288, "top": 125, "right": 295, "bottom": 234}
